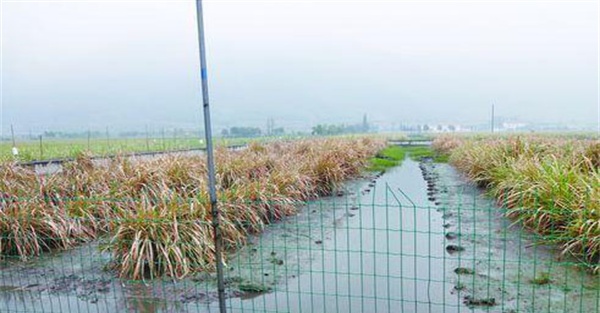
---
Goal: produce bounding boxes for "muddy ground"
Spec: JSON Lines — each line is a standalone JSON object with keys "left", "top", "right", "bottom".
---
{"left": 422, "top": 158, "right": 600, "bottom": 313}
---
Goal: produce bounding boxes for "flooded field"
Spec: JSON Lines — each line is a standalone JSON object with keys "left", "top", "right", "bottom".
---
{"left": 1, "top": 157, "right": 598, "bottom": 313}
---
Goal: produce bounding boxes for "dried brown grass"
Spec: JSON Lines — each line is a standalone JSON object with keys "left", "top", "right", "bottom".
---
{"left": 0, "top": 137, "right": 385, "bottom": 279}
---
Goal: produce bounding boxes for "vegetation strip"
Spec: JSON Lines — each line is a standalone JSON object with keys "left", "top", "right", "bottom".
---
{"left": 433, "top": 135, "right": 600, "bottom": 271}
{"left": 367, "top": 145, "right": 406, "bottom": 172}
{"left": 0, "top": 138, "right": 385, "bottom": 279}
{"left": 17, "top": 144, "right": 246, "bottom": 167}
{"left": 367, "top": 145, "right": 447, "bottom": 174}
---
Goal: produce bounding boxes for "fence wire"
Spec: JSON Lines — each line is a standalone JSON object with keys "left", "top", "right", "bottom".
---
{"left": 1, "top": 163, "right": 599, "bottom": 313}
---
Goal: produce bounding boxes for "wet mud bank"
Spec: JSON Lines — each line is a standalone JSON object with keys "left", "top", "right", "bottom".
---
{"left": 421, "top": 158, "right": 600, "bottom": 313}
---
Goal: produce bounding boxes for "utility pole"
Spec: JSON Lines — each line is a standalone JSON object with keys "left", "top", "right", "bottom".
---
{"left": 195, "top": 2, "right": 227, "bottom": 313}
{"left": 266, "top": 118, "right": 274, "bottom": 137}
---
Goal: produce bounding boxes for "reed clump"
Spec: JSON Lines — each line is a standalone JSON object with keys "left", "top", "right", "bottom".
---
{"left": 0, "top": 138, "right": 385, "bottom": 279}
{"left": 433, "top": 135, "right": 600, "bottom": 270}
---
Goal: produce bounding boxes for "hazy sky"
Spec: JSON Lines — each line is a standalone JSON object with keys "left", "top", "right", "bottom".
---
{"left": 1, "top": 0, "right": 599, "bottom": 134}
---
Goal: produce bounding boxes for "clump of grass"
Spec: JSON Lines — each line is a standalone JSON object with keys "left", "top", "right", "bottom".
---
{"left": 104, "top": 195, "right": 217, "bottom": 279}
{"left": 107, "top": 138, "right": 384, "bottom": 278}
{"left": 434, "top": 135, "right": 600, "bottom": 271}
{"left": 403, "top": 146, "right": 448, "bottom": 162}
{"left": 367, "top": 145, "right": 447, "bottom": 171}
{"left": 0, "top": 198, "right": 75, "bottom": 258}
{"left": 530, "top": 272, "right": 552, "bottom": 285}
{"left": 379, "top": 146, "right": 406, "bottom": 160}
{"left": 432, "top": 135, "right": 464, "bottom": 156}
{"left": 367, "top": 146, "right": 406, "bottom": 172}
{"left": 0, "top": 163, "right": 94, "bottom": 259}
{"left": 0, "top": 137, "right": 386, "bottom": 279}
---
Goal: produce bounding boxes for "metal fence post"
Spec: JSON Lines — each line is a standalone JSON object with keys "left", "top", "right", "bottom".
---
{"left": 173, "top": 128, "right": 177, "bottom": 150}
{"left": 195, "top": 1, "right": 227, "bottom": 313}
{"left": 10, "top": 124, "right": 18, "bottom": 159}
{"left": 106, "top": 126, "right": 110, "bottom": 153}
{"left": 10, "top": 124, "right": 15, "bottom": 147}
{"left": 145, "top": 125, "right": 150, "bottom": 151}
{"left": 39, "top": 135, "right": 43, "bottom": 159}
{"left": 161, "top": 127, "right": 166, "bottom": 151}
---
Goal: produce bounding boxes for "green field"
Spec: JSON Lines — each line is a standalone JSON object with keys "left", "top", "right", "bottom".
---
{"left": 1, "top": 137, "right": 250, "bottom": 162}
{"left": 2, "top": 133, "right": 403, "bottom": 163}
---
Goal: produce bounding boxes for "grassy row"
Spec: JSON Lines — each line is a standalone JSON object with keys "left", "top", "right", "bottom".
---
{"left": 367, "top": 146, "right": 406, "bottom": 172}
{"left": 0, "top": 137, "right": 386, "bottom": 279}
{"left": 433, "top": 135, "right": 600, "bottom": 270}
{"left": 403, "top": 146, "right": 448, "bottom": 162}
{"left": 367, "top": 145, "right": 447, "bottom": 173}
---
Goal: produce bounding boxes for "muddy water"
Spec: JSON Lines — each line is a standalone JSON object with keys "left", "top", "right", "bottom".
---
{"left": 207, "top": 158, "right": 455, "bottom": 313}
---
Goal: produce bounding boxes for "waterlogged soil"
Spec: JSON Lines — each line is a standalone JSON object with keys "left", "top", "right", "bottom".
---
{"left": 2, "top": 158, "right": 455, "bottom": 313}
{"left": 3, "top": 158, "right": 599, "bottom": 313}
{"left": 425, "top": 160, "right": 600, "bottom": 313}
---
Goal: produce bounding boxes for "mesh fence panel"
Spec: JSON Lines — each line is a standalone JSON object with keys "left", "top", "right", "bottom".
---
{"left": 1, "top": 160, "right": 599, "bottom": 313}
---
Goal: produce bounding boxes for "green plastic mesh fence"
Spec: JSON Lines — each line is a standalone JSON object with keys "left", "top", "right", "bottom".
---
{"left": 1, "top": 158, "right": 598, "bottom": 313}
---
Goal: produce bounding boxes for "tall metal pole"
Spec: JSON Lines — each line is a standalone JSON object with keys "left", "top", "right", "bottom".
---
{"left": 195, "top": 2, "right": 227, "bottom": 313}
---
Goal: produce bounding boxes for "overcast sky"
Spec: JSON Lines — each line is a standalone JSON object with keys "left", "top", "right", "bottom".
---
{"left": 1, "top": 0, "right": 599, "bottom": 134}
